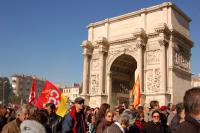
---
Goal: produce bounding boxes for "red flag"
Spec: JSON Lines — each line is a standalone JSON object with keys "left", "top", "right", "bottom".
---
{"left": 131, "top": 75, "right": 141, "bottom": 108}
{"left": 28, "top": 79, "right": 37, "bottom": 105}
{"left": 35, "top": 80, "right": 67, "bottom": 117}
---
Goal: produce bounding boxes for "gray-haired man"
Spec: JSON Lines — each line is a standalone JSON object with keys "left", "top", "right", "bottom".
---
{"left": 2, "top": 104, "right": 29, "bottom": 133}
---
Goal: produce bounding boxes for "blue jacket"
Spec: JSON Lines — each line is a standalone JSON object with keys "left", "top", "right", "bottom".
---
{"left": 62, "top": 106, "right": 86, "bottom": 133}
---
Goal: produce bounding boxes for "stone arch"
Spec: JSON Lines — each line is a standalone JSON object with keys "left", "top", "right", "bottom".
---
{"left": 108, "top": 54, "right": 137, "bottom": 106}
{"left": 107, "top": 51, "right": 137, "bottom": 73}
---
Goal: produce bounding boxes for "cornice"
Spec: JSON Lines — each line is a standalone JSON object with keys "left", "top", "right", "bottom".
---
{"left": 171, "top": 29, "right": 193, "bottom": 48}
{"left": 87, "top": 2, "right": 191, "bottom": 28}
{"left": 109, "top": 36, "right": 136, "bottom": 45}
{"left": 169, "top": 66, "right": 191, "bottom": 77}
{"left": 147, "top": 32, "right": 159, "bottom": 39}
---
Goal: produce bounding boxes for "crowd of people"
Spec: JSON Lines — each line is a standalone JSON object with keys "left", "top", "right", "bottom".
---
{"left": 0, "top": 87, "right": 200, "bottom": 133}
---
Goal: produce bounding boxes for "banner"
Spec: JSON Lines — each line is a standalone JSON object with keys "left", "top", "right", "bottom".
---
{"left": 35, "top": 80, "right": 67, "bottom": 117}
{"left": 28, "top": 79, "right": 37, "bottom": 105}
{"left": 131, "top": 75, "right": 141, "bottom": 108}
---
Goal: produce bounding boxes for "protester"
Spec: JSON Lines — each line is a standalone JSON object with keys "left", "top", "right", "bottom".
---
{"left": 104, "top": 113, "right": 129, "bottom": 133}
{"left": 159, "top": 106, "right": 172, "bottom": 133}
{"left": 134, "top": 111, "right": 146, "bottom": 133}
{"left": 0, "top": 106, "right": 7, "bottom": 132}
{"left": 148, "top": 100, "right": 159, "bottom": 122}
{"left": 96, "top": 103, "right": 110, "bottom": 133}
{"left": 176, "top": 87, "right": 200, "bottom": 133}
{"left": 2, "top": 104, "right": 29, "bottom": 133}
{"left": 29, "top": 109, "right": 51, "bottom": 133}
{"left": 143, "top": 103, "right": 150, "bottom": 122}
{"left": 45, "top": 103, "right": 62, "bottom": 133}
{"left": 20, "top": 119, "right": 47, "bottom": 133}
{"left": 98, "top": 110, "right": 113, "bottom": 133}
{"left": 167, "top": 104, "right": 176, "bottom": 126}
{"left": 144, "top": 110, "right": 165, "bottom": 133}
{"left": 88, "top": 115, "right": 96, "bottom": 133}
{"left": 170, "top": 103, "right": 185, "bottom": 133}
{"left": 62, "top": 97, "right": 86, "bottom": 133}
{"left": 113, "top": 107, "right": 124, "bottom": 122}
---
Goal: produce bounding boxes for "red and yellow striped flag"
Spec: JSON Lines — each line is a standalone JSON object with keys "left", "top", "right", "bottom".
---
{"left": 131, "top": 75, "right": 141, "bottom": 108}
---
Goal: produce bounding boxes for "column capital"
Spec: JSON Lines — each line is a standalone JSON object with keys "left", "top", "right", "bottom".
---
{"left": 96, "top": 37, "right": 109, "bottom": 53}
{"left": 96, "top": 37, "right": 108, "bottom": 46}
{"left": 154, "top": 23, "right": 171, "bottom": 35}
{"left": 81, "top": 40, "right": 93, "bottom": 49}
{"left": 81, "top": 40, "right": 93, "bottom": 55}
{"left": 133, "top": 28, "right": 147, "bottom": 49}
{"left": 136, "top": 42, "right": 146, "bottom": 49}
{"left": 159, "top": 39, "right": 169, "bottom": 47}
{"left": 133, "top": 28, "right": 147, "bottom": 40}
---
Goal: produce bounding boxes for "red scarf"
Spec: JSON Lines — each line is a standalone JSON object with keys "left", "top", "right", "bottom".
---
{"left": 70, "top": 106, "right": 86, "bottom": 133}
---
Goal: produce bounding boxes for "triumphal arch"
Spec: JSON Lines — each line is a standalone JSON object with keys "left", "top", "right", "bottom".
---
{"left": 81, "top": 2, "right": 193, "bottom": 107}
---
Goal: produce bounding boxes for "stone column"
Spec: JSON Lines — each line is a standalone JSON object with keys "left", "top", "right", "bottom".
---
{"left": 159, "top": 37, "right": 168, "bottom": 92}
{"left": 97, "top": 37, "right": 108, "bottom": 94}
{"left": 155, "top": 23, "right": 170, "bottom": 92}
{"left": 81, "top": 40, "right": 93, "bottom": 96}
{"left": 137, "top": 42, "right": 145, "bottom": 92}
{"left": 133, "top": 28, "right": 147, "bottom": 92}
{"left": 107, "top": 72, "right": 112, "bottom": 104}
{"left": 82, "top": 54, "right": 90, "bottom": 94}
{"left": 99, "top": 51, "right": 105, "bottom": 94}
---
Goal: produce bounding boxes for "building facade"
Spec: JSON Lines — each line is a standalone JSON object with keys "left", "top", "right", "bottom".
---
{"left": 191, "top": 74, "right": 200, "bottom": 87}
{"left": 11, "top": 74, "right": 45, "bottom": 103}
{"left": 0, "top": 77, "right": 11, "bottom": 105}
{"left": 62, "top": 84, "right": 82, "bottom": 102}
{"left": 81, "top": 2, "right": 193, "bottom": 107}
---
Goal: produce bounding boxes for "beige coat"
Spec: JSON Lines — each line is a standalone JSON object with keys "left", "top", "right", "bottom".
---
{"left": 2, "top": 119, "right": 20, "bottom": 133}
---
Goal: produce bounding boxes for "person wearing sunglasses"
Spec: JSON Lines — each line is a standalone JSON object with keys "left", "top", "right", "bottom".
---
{"left": 144, "top": 110, "right": 165, "bottom": 133}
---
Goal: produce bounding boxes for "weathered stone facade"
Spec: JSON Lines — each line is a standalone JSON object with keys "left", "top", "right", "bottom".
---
{"left": 81, "top": 2, "right": 193, "bottom": 107}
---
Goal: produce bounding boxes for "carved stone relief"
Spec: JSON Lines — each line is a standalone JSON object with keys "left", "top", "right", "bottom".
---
{"left": 92, "top": 60, "right": 99, "bottom": 72}
{"left": 90, "top": 74, "right": 99, "bottom": 95}
{"left": 174, "top": 44, "right": 190, "bottom": 71}
{"left": 107, "top": 45, "right": 138, "bottom": 69}
{"left": 146, "top": 50, "right": 160, "bottom": 65}
{"left": 146, "top": 68, "right": 161, "bottom": 93}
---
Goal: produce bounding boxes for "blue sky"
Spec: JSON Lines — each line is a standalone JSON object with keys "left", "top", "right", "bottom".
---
{"left": 0, "top": 0, "right": 199, "bottom": 85}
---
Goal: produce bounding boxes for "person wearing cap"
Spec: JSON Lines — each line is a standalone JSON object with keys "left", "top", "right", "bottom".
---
{"left": 62, "top": 97, "right": 86, "bottom": 133}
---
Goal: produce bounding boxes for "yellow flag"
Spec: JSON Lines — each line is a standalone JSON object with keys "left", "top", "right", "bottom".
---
{"left": 56, "top": 94, "right": 67, "bottom": 117}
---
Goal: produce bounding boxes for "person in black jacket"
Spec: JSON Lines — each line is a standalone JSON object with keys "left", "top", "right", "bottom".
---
{"left": 144, "top": 110, "right": 165, "bottom": 133}
{"left": 176, "top": 87, "right": 200, "bottom": 133}
{"left": 45, "top": 103, "right": 62, "bottom": 133}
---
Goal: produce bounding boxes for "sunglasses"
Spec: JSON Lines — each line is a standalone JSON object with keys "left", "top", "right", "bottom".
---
{"left": 153, "top": 115, "right": 160, "bottom": 118}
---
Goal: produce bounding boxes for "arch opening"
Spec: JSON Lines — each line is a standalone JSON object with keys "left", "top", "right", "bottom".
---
{"left": 110, "top": 54, "right": 137, "bottom": 105}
